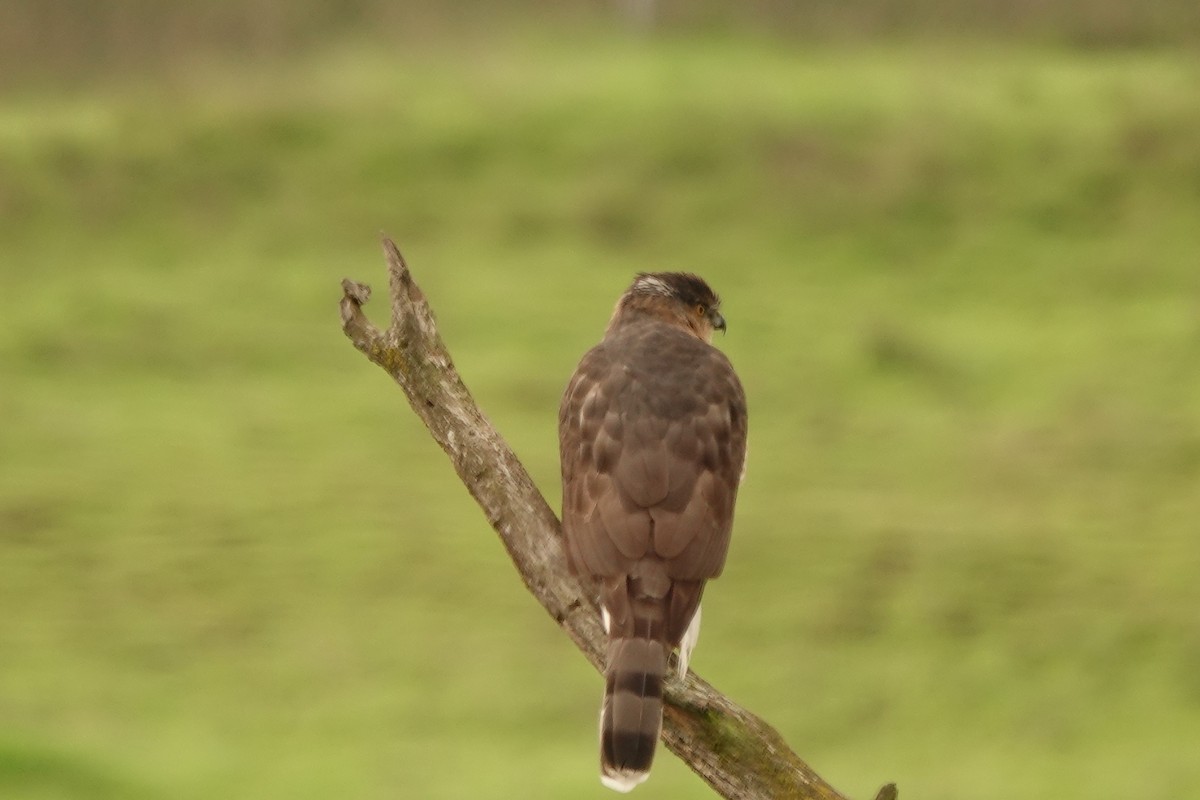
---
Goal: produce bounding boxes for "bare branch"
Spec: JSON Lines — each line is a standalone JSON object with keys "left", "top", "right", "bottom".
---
{"left": 339, "top": 237, "right": 893, "bottom": 800}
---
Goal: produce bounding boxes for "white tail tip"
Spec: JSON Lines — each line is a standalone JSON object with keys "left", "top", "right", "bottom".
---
{"left": 601, "top": 769, "right": 650, "bottom": 793}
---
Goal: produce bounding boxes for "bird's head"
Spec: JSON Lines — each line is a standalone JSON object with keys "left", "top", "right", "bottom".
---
{"left": 611, "top": 272, "right": 726, "bottom": 342}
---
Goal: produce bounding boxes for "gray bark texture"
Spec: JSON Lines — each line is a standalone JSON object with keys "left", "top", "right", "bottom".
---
{"left": 339, "top": 237, "right": 896, "bottom": 800}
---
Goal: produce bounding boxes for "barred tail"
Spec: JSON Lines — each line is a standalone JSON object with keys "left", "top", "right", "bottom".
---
{"left": 600, "top": 635, "right": 666, "bottom": 792}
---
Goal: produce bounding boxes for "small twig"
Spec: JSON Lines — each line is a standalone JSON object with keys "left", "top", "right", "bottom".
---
{"left": 339, "top": 236, "right": 894, "bottom": 800}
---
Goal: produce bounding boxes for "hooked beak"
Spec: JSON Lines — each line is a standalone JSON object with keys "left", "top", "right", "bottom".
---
{"left": 709, "top": 309, "right": 726, "bottom": 333}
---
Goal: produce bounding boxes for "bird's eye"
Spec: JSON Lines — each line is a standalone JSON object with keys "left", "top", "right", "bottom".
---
{"left": 695, "top": 304, "right": 706, "bottom": 317}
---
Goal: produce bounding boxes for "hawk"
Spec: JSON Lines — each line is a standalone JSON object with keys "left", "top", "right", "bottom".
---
{"left": 558, "top": 272, "right": 748, "bottom": 792}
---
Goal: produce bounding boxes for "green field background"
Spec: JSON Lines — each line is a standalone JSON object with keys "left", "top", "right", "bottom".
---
{"left": 2, "top": 4, "right": 1199, "bottom": 799}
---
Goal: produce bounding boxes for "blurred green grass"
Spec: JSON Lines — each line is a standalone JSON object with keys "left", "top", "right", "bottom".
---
{"left": 2, "top": 30, "right": 1199, "bottom": 800}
